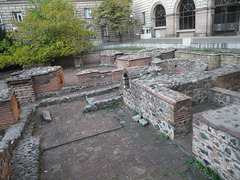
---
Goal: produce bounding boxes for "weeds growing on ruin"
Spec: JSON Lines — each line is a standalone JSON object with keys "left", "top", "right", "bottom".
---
{"left": 184, "top": 156, "right": 221, "bottom": 180}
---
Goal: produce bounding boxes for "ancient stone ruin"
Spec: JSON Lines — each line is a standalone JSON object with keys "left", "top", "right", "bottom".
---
{"left": 121, "top": 58, "right": 240, "bottom": 179}
{"left": 0, "top": 48, "right": 239, "bottom": 180}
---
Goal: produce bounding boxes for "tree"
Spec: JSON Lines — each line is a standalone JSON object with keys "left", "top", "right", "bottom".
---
{"left": 0, "top": 0, "right": 96, "bottom": 68}
{"left": 92, "top": 0, "right": 139, "bottom": 42}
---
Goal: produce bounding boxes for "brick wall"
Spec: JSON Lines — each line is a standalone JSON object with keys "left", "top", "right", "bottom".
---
{"left": 0, "top": 90, "right": 20, "bottom": 133}
{"left": 32, "top": 68, "right": 65, "bottom": 95}
{"left": 82, "top": 52, "right": 101, "bottom": 65}
{"left": 117, "top": 57, "right": 151, "bottom": 68}
{"left": 123, "top": 82, "right": 192, "bottom": 139}
{"left": 7, "top": 79, "right": 35, "bottom": 104}
{"left": 214, "top": 71, "right": 240, "bottom": 91}
{"left": 193, "top": 108, "right": 240, "bottom": 180}
{"left": 211, "top": 87, "right": 240, "bottom": 107}
{"left": 100, "top": 56, "right": 116, "bottom": 65}
{"left": 77, "top": 69, "right": 122, "bottom": 88}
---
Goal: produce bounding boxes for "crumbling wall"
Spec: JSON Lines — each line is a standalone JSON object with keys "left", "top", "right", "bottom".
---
{"left": 32, "top": 68, "right": 65, "bottom": 94}
{"left": 7, "top": 80, "right": 35, "bottom": 104}
{"left": 214, "top": 71, "right": 240, "bottom": 91}
{"left": 77, "top": 69, "right": 123, "bottom": 88}
{"left": 123, "top": 82, "right": 192, "bottom": 139}
{"left": 211, "top": 87, "right": 240, "bottom": 107}
{"left": 117, "top": 56, "right": 152, "bottom": 68}
{"left": 0, "top": 90, "right": 20, "bottom": 133}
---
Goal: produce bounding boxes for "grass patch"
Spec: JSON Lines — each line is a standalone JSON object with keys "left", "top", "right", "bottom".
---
{"left": 184, "top": 156, "right": 220, "bottom": 180}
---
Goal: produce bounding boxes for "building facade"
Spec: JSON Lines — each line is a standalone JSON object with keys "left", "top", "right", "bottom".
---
{"left": 132, "top": 0, "right": 240, "bottom": 38}
{"left": 0, "top": 0, "right": 239, "bottom": 42}
{"left": 0, "top": 0, "right": 136, "bottom": 44}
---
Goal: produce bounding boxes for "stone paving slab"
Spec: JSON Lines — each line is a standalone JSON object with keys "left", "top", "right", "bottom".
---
{"left": 35, "top": 100, "right": 122, "bottom": 150}
{"left": 35, "top": 101, "right": 208, "bottom": 180}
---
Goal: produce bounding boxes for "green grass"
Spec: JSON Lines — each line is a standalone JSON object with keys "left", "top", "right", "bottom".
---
{"left": 184, "top": 156, "right": 221, "bottom": 180}
{"left": 112, "top": 47, "right": 143, "bottom": 51}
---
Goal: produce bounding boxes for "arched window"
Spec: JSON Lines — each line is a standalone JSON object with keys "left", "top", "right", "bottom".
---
{"left": 179, "top": 0, "right": 195, "bottom": 30}
{"left": 155, "top": 5, "right": 166, "bottom": 27}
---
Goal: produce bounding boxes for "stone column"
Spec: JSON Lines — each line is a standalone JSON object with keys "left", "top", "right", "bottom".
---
{"left": 166, "top": 13, "right": 176, "bottom": 37}
{"left": 195, "top": 8, "right": 208, "bottom": 37}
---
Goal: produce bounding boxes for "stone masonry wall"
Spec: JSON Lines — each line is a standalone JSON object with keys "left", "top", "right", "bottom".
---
{"left": 0, "top": 90, "right": 20, "bottom": 133}
{"left": 7, "top": 80, "right": 35, "bottom": 104}
{"left": 77, "top": 69, "right": 123, "bottom": 89}
{"left": 214, "top": 71, "right": 240, "bottom": 91}
{"left": 175, "top": 51, "right": 221, "bottom": 70}
{"left": 123, "top": 82, "right": 192, "bottom": 139}
{"left": 172, "top": 77, "right": 213, "bottom": 106}
{"left": 211, "top": 87, "right": 240, "bottom": 107}
{"left": 193, "top": 107, "right": 240, "bottom": 180}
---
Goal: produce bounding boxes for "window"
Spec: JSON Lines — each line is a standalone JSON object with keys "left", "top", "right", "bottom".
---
{"left": 215, "top": 0, "right": 239, "bottom": 7}
{"left": 0, "top": 16, "right": 3, "bottom": 25}
{"left": 142, "top": 12, "right": 145, "bottom": 25}
{"left": 13, "top": 13, "right": 23, "bottom": 22}
{"left": 85, "top": 9, "right": 92, "bottom": 19}
{"left": 103, "top": 26, "right": 108, "bottom": 36}
{"left": 155, "top": 5, "right": 166, "bottom": 27}
{"left": 179, "top": 0, "right": 195, "bottom": 30}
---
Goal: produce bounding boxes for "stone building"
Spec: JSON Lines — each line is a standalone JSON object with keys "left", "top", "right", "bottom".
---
{"left": 132, "top": 0, "right": 240, "bottom": 38}
{"left": 0, "top": 0, "right": 137, "bottom": 44}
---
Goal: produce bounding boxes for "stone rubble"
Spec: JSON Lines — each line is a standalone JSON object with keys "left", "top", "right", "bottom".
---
{"left": 139, "top": 119, "right": 148, "bottom": 127}
{"left": 0, "top": 88, "right": 12, "bottom": 101}
{"left": 10, "top": 137, "right": 40, "bottom": 180}
{"left": 100, "top": 50, "right": 123, "bottom": 56}
{"left": 131, "top": 115, "right": 141, "bottom": 122}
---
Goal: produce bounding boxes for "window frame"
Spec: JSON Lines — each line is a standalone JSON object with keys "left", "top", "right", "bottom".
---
{"left": 155, "top": 5, "right": 166, "bottom": 27}
{"left": 103, "top": 26, "right": 109, "bottom": 36}
{"left": 13, "top": 12, "right": 23, "bottom": 22}
{"left": 0, "top": 16, "right": 3, "bottom": 25}
{"left": 85, "top": 9, "right": 92, "bottom": 19}
{"left": 179, "top": 0, "right": 195, "bottom": 30}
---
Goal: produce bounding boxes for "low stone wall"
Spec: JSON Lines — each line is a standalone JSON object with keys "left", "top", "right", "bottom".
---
{"left": 172, "top": 77, "right": 213, "bottom": 106}
{"left": 214, "top": 71, "right": 240, "bottom": 91}
{"left": 151, "top": 58, "right": 208, "bottom": 73}
{"left": 221, "top": 53, "right": 240, "bottom": 67}
{"left": 211, "top": 87, "right": 240, "bottom": 107}
{"left": 0, "top": 105, "right": 35, "bottom": 180}
{"left": 0, "top": 89, "right": 20, "bottom": 133}
{"left": 193, "top": 105, "right": 240, "bottom": 180}
{"left": 123, "top": 82, "right": 192, "bottom": 139}
{"left": 117, "top": 55, "right": 152, "bottom": 69}
{"left": 83, "top": 96, "right": 122, "bottom": 113}
{"left": 100, "top": 50, "right": 124, "bottom": 66}
{"left": 176, "top": 50, "right": 240, "bottom": 70}
{"left": 77, "top": 69, "right": 123, "bottom": 88}
{"left": 175, "top": 51, "right": 221, "bottom": 70}
{"left": 6, "top": 66, "right": 65, "bottom": 104}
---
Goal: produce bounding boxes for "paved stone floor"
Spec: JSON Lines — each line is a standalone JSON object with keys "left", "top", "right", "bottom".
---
{"left": 35, "top": 100, "right": 207, "bottom": 180}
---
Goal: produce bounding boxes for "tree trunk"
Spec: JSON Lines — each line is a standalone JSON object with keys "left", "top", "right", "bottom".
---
{"left": 118, "top": 32, "right": 122, "bottom": 42}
